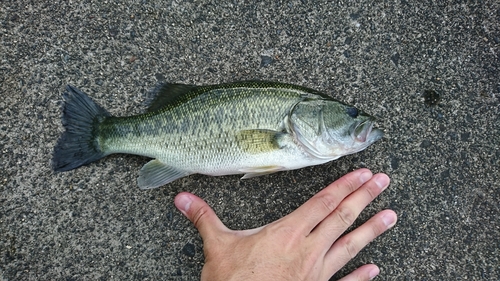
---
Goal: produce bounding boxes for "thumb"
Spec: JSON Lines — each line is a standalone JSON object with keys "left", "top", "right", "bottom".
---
{"left": 174, "top": 192, "right": 229, "bottom": 238}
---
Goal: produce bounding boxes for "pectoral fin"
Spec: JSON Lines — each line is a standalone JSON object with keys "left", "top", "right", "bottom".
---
{"left": 239, "top": 166, "right": 285, "bottom": 179}
{"left": 235, "top": 129, "right": 285, "bottom": 154}
{"left": 138, "top": 159, "right": 191, "bottom": 189}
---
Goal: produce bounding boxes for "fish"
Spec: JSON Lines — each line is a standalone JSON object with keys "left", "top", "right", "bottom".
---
{"left": 52, "top": 81, "right": 383, "bottom": 189}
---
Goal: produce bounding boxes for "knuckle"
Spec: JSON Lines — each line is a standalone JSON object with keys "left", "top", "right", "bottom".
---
{"left": 317, "top": 193, "right": 339, "bottom": 213}
{"left": 365, "top": 184, "right": 378, "bottom": 200}
{"left": 192, "top": 204, "right": 211, "bottom": 229}
{"left": 342, "top": 176, "right": 359, "bottom": 194}
{"left": 302, "top": 250, "right": 321, "bottom": 270}
{"left": 267, "top": 223, "right": 301, "bottom": 243}
{"left": 336, "top": 206, "right": 356, "bottom": 227}
{"left": 341, "top": 235, "right": 360, "bottom": 260}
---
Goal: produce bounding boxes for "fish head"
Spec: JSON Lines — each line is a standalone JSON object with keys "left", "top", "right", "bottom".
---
{"left": 289, "top": 99, "right": 383, "bottom": 160}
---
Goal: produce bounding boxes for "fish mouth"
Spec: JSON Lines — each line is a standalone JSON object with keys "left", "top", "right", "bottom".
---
{"left": 352, "top": 119, "right": 384, "bottom": 143}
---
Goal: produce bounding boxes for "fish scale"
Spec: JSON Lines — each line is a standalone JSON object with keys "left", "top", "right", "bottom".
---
{"left": 53, "top": 81, "right": 383, "bottom": 189}
{"left": 100, "top": 87, "right": 300, "bottom": 158}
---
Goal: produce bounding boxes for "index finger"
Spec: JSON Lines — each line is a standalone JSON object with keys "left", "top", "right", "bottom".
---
{"left": 283, "top": 168, "right": 373, "bottom": 236}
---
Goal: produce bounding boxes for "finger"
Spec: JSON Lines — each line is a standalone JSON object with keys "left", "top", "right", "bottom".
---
{"left": 324, "top": 209, "right": 397, "bottom": 274}
{"left": 174, "top": 192, "right": 230, "bottom": 239}
{"left": 310, "top": 173, "right": 390, "bottom": 246}
{"left": 334, "top": 264, "right": 380, "bottom": 281}
{"left": 284, "top": 168, "right": 374, "bottom": 235}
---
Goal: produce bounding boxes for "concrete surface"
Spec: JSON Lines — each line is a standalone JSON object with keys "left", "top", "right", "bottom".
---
{"left": 1, "top": 0, "right": 499, "bottom": 280}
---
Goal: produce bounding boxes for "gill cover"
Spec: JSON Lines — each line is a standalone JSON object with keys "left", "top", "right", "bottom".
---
{"left": 288, "top": 99, "right": 334, "bottom": 159}
{"left": 288, "top": 98, "right": 381, "bottom": 160}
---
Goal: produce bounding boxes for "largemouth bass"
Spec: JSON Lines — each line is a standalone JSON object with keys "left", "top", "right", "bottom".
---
{"left": 53, "top": 81, "right": 383, "bottom": 189}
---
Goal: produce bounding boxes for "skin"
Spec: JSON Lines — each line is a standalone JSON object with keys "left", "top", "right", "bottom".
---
{"left": 174, "top": 169, "right": 397, "bottom": 281}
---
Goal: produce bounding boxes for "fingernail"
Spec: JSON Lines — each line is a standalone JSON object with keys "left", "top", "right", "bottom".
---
{"left": 369, "top": 267, "right": 380, "bottom": 280}
{"left": 382, "top": 213, "right": 397, "bottom": 228}
{"left": 176, "top": 194, "right": 193, "bottom": 214}
{"left": 374, "top": 175, "right": 389, "bottom": 190}
{"left": 359, "top": 171, "right": 372, "bottom": 183}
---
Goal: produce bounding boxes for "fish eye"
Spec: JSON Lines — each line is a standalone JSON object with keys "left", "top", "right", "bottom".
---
{"left": 346, "top": 107, "right": 359, "bottom": 118}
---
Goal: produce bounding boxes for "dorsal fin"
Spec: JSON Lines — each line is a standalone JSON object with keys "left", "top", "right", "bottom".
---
{"left": 147, "top": 83, "right": 198, "bottom": 112}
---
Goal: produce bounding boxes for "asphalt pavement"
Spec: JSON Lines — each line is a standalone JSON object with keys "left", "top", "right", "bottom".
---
{"left": 1, "top": 0, "right": 499, "bottom": 280}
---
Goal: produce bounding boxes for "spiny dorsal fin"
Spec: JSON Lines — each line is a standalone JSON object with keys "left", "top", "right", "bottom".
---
{"left": 147, "top": 83, "right": 198, "bottom": 112}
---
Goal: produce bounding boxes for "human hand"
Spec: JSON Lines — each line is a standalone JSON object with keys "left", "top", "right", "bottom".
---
{"left": 174, "top": 169, "right": 397, "bottom": 281}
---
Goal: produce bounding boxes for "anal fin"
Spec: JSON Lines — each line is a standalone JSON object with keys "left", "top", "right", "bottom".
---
{"left": 138, "top": 159, "right": 191, "bottom": 189}
{"left": 239, "top": 166, "right": 285, "bottom": 179}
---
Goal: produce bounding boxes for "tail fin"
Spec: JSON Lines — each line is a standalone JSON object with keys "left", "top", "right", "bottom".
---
{"left": 52, "top": 85, "right": 110, "bottom": 172}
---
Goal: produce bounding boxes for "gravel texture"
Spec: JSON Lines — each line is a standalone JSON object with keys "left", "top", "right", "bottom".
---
{"left": 1, "top": 0, "right": 499, "bottom": 280}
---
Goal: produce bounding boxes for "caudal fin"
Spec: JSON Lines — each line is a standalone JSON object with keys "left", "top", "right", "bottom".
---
{"left": 52, "top": 85, "right": 110, "bottom": 172}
